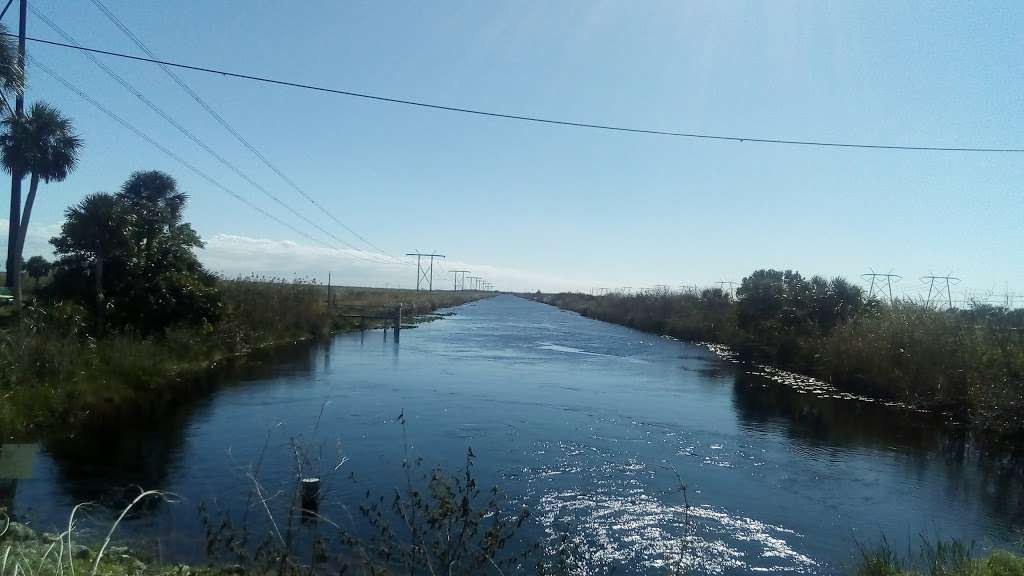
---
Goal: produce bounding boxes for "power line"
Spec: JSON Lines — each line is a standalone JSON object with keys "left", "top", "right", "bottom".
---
{"left": 85, "top": 0, "right": 391, "bottom": 257}
{"left": 449, "top": 269, "right": 470, "bottom": 291}
{"left": 32, "top": 8, "right": 403, "bottom": 264}
{"left": 715, "top": 281, "right": 738, "bottom": 297}
{"left": 30, "top": 6, "right": 401, "bottom": 265}
{"left": 0, "top": 0, "right": 14, "bottom": 22}
{"left": 29, "top": 56, "right": 335, "bottom": 250}
{"left": 921, "top": 274, "right": 960, "bottom": 309}
{"left": 13, "top": 32, "right": 1024, "bottom": 154}
{"left": 405, "top": 251, "right": 444, "bottom": 291}
{"left": 862, "top": 270, "right": 902, "bottom": 305}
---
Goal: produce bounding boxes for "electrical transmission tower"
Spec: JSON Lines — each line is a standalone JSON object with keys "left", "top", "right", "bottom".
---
{"left": 405, "top": 251, "right": 445, "bottom": 291}
{"left": 716, "top": 281, "right": 738, "bottom": 297}
{"left": 862, "top": 270, "right": 902, "bottom": 305}
{"left": 921, "top": 273, "right": 960, "bottom": 309}
{"left": 450, "top": 269, "right": 470, "bottom": 291}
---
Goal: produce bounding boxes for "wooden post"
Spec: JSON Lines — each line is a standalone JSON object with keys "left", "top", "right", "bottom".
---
{"left": 300, "top": 477, "right": 320, "bottom": 520}
{"left": 394, "top": 303, "right": 402, "bottom": 342}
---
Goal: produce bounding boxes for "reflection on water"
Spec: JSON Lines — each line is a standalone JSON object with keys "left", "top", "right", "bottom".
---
{"left": 1, "top": 444, "right": 38, "bottom": 514}
{"left": 731, "top": 371, "right": 1024, "bottom": 529}
{"left": 43, "top": 341, "right": 325, "bottom": 512}
{"left": 531, "top": 440, "right": 819, "bottom": 574}
{"left": 11, "top": 296, "right": 1024, "bottom": 574}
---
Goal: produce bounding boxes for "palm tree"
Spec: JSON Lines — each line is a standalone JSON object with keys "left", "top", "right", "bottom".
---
{"left": 0, "top": 24, "right": 22, "bottom": 111}
{"left": 117, "top": 170, "right": 187, "bottom": 269}
{"left": 0, "top": 22, "right": 23, "bottom": 291}
{"left": 0, "top": 101, "right": 82, "bottom": 303}
{"left": 52, "top": 193, "right": 124, "bottom": 333}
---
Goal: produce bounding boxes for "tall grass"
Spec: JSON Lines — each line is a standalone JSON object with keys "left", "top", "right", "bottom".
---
{"left": 0, "top": 277, "right": 490, "bottom": 436}
{"left": 534, "top": 291, "right": 1024, "bottom": 434}
{"left": 853, "top": 538, "right": 1024, "bottom": 576}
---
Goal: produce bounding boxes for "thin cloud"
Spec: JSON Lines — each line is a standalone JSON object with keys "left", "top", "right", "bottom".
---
{"left": 0, "top": 219, "right": 61, "bottom": 259}
{"left": 200, "top": 233, "right": 582, "bottom": 292}
{"left": 0, "top": 223, "right": 592, "bottom": 291}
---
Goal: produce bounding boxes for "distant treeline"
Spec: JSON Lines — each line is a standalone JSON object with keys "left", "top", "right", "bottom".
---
{"left": 533, "top": 270, "right": 1024, "bottom": 434}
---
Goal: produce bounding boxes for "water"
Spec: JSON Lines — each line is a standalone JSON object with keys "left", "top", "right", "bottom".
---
{"left": 5, "top": 295, "right": 1022, "bottom": 573}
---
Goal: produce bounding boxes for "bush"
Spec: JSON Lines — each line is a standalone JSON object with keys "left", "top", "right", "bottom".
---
{"left": 533, "top": 268, "right": 1024, "bottom": 434}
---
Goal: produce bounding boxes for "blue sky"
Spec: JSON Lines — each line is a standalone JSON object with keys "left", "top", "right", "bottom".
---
{"left": 5, "top": 0, "right": 1023, "bottom": 298}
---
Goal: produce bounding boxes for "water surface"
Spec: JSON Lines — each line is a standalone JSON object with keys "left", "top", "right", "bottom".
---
{"left": 6, "top": 295, "right": 1022, "bottom": 574}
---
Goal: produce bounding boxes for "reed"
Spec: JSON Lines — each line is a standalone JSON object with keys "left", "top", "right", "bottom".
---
{"left": 852, "top": 538, "right": 1024, "bottom": 576}
{"left": 0, "top": 277, "right": 490, "bottom": 437}
{"left": 533, "top": 284, "right": 1024, "bottom": 434}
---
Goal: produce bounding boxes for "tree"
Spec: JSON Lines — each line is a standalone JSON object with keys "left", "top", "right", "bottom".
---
{"left": 51, "top": 193, "right": 125, "bottom": 333}
{"left": 51, "top": 172, "right": 221, "bottom": 334}
{"left": 737, "top": 269, "right": 809, "bottom": 331}
{"left": 24, "top": 254, "right": 50, "bottom": 288}
{"left": 0, "top": 24, "right": 21, "bottom": 97}
{"left": 116, "top": 170, "right": 188, "bottom": 271}
{"left": 0, "top": 22, "right": 23, "bottom": 294}
{"left": 1, "top": 101, "right": 82, "bottom": 305}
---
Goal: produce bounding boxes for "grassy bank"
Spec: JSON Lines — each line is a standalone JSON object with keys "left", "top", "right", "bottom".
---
{"left": 531, "top": 280, "right": 1024, "bottom": 434}
{"left": 0, "top": 277, "right": 489, "bottom": 437}
{"left": 4, "top": 503, "right": 1020, "bottom": 576}
{"left": 854, "top": 540, "right": 1024, "bottom": 576}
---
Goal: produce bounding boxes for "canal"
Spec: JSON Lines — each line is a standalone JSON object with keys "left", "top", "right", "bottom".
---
{"left": 5, "top": 295, "right": 1022, "bottom": 574}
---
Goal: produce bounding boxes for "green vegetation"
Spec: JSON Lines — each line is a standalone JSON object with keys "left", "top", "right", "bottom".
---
{"left": 2, "top": 101, "right": 83, "bottom": 306}
{"left": 853, "top": 539, "right": 1024, "bottom": 576}
{"left": 49, "top": 172, "right": 220, "bottom": 335}
{"left": 533, "top": 270, "right": 1024, "bottom": 434}
{"left": 23, "top": 256, "right": 50, "bottom": 289}
{"left": 0, "top": 168, "right": 488, "bottom": 437}
{"left": 5, "top": 498, "right": 1022, "bottom": 576}
{"left": 0, "top": 277, "right": 486, "bottom": 437}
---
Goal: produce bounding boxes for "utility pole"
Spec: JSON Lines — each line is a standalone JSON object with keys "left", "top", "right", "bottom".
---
{"left": 862, "top": 271, "right": 901, "bottom": 305}
{"left": 5, "top": 0, "right": 26, "bottom": 303}
{"left": 921, "top": 274, "right": 960, "bottom": 309}
{"left": 449, "top": 269, "right": 470, "bottom": 291}
{"left": 405, "top": 251, "right": 445, "bottom": 291}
